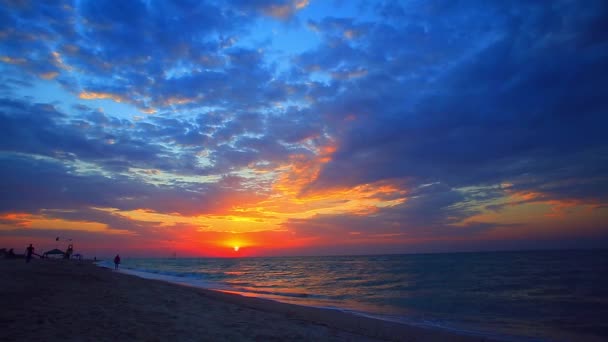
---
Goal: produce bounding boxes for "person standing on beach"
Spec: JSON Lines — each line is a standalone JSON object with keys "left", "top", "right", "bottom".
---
{"left": 25, "top": 244, "right": 34, "bottom": 263}
{"left": 114, "top": 254, "right": 121, "bottom": 270}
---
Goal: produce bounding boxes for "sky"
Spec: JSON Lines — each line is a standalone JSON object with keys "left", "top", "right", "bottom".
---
{"left": 1, "top": 0, "right": 607, "bottom": 258}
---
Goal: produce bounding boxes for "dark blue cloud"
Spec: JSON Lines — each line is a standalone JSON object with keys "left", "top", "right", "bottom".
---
{"left": 305, "top": 0, "right": 608, "bottom": 204}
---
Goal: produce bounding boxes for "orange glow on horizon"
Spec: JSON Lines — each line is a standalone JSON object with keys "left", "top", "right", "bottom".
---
{"left": 11, "top": 137, "right": 606, "bottom": 257}
{"left": 62, "top": 142, "right": 410, "bottom": 255}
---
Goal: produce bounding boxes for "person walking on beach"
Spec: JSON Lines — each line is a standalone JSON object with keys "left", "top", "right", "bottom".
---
{"left": 25, "top": 244, "right": 34, "bottom": 263}
{"left": 114, "top": 254, "right": 121, "bottom": 270}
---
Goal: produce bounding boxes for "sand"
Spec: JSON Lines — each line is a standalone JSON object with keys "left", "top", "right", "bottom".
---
{"left": 0, "top": 258, "right": 499, "bottom": 341}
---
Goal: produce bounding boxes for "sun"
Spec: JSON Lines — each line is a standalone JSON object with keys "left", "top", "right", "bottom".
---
{"left": 233, "top": 246, "right": 240, "bottom": 252}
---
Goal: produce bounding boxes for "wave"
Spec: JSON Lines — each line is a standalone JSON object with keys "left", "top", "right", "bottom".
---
{"left": 227, "top": 287, "right": 328, "bottom": 300}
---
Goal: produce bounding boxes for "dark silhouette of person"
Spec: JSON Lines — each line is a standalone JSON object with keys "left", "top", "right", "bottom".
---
{"left": 65, "top": 244, "right": 74, "bottom": 259}
{"left": 8, "top": 248, "right": 15, "bottom": 258}
{"left": 114, "top": 254, "right": 121, "bottom": 270}
{"left": 25, "top": 244, "right": 34, "bottom": 263}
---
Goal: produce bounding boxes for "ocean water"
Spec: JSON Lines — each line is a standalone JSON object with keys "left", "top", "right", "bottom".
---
{"left": 99, "top": 250, "right": 608, "bottom": 341}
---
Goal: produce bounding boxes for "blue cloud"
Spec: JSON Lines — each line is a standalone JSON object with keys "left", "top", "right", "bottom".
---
{"left": 1, "top": 0, "right": 607, "bottom": 250}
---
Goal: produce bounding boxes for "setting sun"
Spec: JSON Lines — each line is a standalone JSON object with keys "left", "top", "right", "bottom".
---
{"left": 233, "top": 246, "right": 240, "bottom": 252}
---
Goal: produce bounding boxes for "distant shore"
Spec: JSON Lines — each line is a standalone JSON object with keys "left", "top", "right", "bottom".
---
{"left": 1, "top": 258, "right": 498, "bottom": 341}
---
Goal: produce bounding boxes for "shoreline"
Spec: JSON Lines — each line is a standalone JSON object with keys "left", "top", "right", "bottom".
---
{"left": 2, "top": 258, "right": 500, "bottom": 341}
{"left": 106, "top": 262, "right": 509, "bottom": 341}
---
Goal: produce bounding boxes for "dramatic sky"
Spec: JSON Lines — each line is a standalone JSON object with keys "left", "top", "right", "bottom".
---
{"left": 1, "top": 0, "right": 607, "bottom": 257}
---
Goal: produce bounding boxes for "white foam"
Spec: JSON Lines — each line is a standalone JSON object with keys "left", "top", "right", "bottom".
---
{"left": 96, "top": 262, "right": 231, "bottom": 292}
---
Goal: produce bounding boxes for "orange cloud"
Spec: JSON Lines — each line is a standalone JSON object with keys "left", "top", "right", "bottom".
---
{"left": 295, "top": 0, "right": 309, "bottom": 10}
{"left": 263, "top": 0, "right": 309, "bottom": 19}
{"left": 79, "top": 91, "right": 126, "bottom": 103}
{"left": 39, "top": 71, "right": 59, "bottom": 80}
{"left": 477, "top": 205, "right": 608, "bottom": 243}
{"left": 0, "top": 211, "right": 132, "bottom": 235}
{"left": 508, "top": 190, "right": 544, "bottom": 202}
{"left": 457, "top": 188, "right": 608, "bottom": 240}
{"left": 51, "top": 51, "right": 72, "bottom": 71}
{"left": 161, "top": 96, "right": 197, "bottom": 106}
{"left": 139, "top": 107, "right": 157, "bottom": 114}
{"left": 543, "top": 198, "right": 602, "bottom": 218}
{"left": 0, "top": 56, "right": 27, "bottom": 65}
{"left": 0, "top": 212, "right": 33, "bottom": 228}
{"left": 213, "top": 143, "right": 409, "bottom": 230}
{"left": 79, "top": 91, "right": 156, "bottom": 114}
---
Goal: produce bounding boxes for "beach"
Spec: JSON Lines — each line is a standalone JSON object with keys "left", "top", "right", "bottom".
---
{"left": 0, "top": 258, "right": 498, "bottom": 342}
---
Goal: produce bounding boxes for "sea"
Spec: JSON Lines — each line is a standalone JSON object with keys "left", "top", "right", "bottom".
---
{"left": 97, "top": 249, "right": 608, "bottom": 341}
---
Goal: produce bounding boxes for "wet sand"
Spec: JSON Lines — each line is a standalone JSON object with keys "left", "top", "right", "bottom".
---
{"left": 0, "top": 258, "right": 499, "bottom": 341}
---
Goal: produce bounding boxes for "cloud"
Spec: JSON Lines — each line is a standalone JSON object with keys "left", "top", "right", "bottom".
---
{"left": 0, "top": 151, "right": 268, "bottom": 218}
{"left": 284, "top": 181, "right": 486, "bottom": 240}
{"left": 0, "top": 98, "right": 199, "bottom": 174}
{"left": 230, "top": 0, "right": 309, "bottom": 20}
{"left": 301, "top": 1, "right": 608, "bottom": 206}
{"left": 79, "top": 91, "right": 126, "bottom": 103}
{"left": 0, "top": 0, "right": 275, "bottom": 113}
{"left": 1, "top": 0, "right": 607, "bottom": 254}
